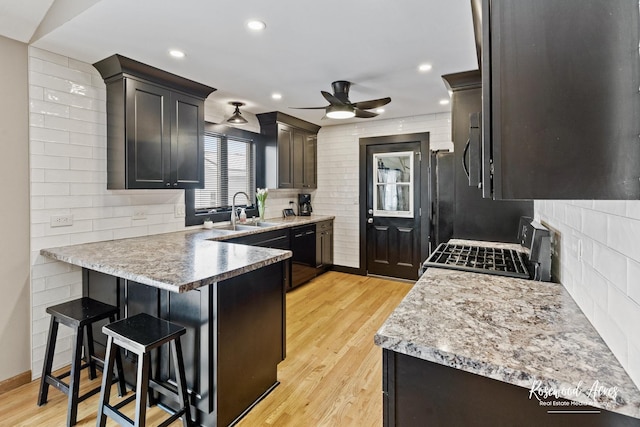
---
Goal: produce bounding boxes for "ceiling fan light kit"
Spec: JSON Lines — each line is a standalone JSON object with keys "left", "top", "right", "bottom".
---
{"left": 326, "top": 104, "right": 355, "bottom": 119}
{"left": 227, "top": 101, "right": 248, "bottom": 124}
{"left": 292, "top": 80, "right": 391, "bottom": 120}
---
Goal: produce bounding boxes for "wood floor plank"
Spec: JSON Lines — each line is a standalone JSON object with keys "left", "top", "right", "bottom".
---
{"left": 0, "top": 272, "right": 410, "bottom": 426}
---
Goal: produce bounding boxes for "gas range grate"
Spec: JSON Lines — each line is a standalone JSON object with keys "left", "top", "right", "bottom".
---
{"left": 423, "top": 243, "right": 530, "bottom": 279}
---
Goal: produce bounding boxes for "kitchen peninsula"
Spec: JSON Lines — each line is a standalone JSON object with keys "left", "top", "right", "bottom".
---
{"left": 40, "top": 224, "right": 295, "bottom": 427}
{"left": 376, "top": 267, "right": 640, "bottom": 426}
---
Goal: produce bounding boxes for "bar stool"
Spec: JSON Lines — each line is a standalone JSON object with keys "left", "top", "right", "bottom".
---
{"left": 37, "top": 297, "right": 127, "bottom": 426}
{"left": 97, "top": 313, "right": 192, "bottom": 427}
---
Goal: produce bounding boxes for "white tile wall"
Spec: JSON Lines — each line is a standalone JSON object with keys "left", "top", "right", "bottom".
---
{"left": 28, "top": 48, "right": 188, "bottom": 377}
{"left": 536, "top": 200, "right": 640, "bottom": 388}
{"left": 313, "top": 113, "right": 452, "bottom": 268}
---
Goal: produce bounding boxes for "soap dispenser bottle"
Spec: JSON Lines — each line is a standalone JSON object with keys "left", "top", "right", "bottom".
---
{"left": 239, "top": 208, "right": 247, "bottom": 223}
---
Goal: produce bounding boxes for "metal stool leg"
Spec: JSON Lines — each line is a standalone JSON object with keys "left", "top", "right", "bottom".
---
{"left": 38, "top": 316, "right": 59, "bottom": 406}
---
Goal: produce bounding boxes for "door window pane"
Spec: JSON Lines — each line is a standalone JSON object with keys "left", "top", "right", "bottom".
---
{"left": 373, "top": 152, "right": 414, "bottom": 218}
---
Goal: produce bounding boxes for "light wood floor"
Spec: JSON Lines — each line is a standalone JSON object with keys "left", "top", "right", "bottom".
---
{"left": 0, "top": 272, "right": 411, "bottom": 427}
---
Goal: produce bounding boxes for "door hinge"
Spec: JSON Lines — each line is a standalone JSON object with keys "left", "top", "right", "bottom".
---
{"left": 416, "top": 151, "right": 421, "bottom": 161}
{"left": 419, "top": 207, "right": 422, "bottom": 216}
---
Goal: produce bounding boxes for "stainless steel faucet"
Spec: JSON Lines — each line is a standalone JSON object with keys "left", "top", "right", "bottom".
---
{"left": 230, "top": 191, "right": 250, "bottom": 230}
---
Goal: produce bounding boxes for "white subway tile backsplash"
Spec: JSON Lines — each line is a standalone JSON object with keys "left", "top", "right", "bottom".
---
{"left": 43, "top": 142, "right": 93, "bottom": 159}
{"left": 43, "top": 195, "right": 93, "bottom": 209}
{"left": 593, "top": 243, "right": 628, "bottom": 293}
{"left": 68, "top": 230, "right": 114, "bottom": 246}
{"left": 31, "top": 154, "right": 70, "bottom": 170}
{"left": 31, "top": 127, "right": 69, "bottom": 144}
{"left": 30, "top": 48, "right": 69, "bottom": 66}
{"left": 538, "top": 199, "right": 640, "bottom": 388}
{"left": 593, "top": 304, "right": 628, "bottom": 367}
{"left": 608, "top": 285, "right": 640, "bottom": 350}
{"left": 581, "top": 209, "right": 607, "bottom": 244}
{"left": 41, "top": 60, "right": 93, "bottom": 85}
{"left": 628, "top": 259, "right": 640, "bottom": 306}
{"left": 607, "top": 215, "right": 640, "bottom": 263}
{"left": 31, "top": 183, "right": 69, "bottom": 196}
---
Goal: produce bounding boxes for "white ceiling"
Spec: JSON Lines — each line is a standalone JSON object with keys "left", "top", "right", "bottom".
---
{"left": 1, "top": 0, "right": 478, "bottom": 126}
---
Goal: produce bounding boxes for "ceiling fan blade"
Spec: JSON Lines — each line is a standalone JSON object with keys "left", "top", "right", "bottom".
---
{"left": 321, "top": 90, "right": 346, "bottom": 105}
{"left": 354, "top": 108, "right": 378, "bottom": 118}
{"left": 289, "top": 106, "right": 328, "bottom": 110}
{"left": 352, "top": 97, "right": 391, "bottom": 110}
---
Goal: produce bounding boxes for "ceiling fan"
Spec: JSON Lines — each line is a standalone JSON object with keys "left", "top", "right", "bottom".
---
{"left": 292, "top": 81, "right": 391, "bottom": 119}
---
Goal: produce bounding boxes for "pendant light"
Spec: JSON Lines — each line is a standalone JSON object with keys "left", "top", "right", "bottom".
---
{"left": 227, "top": 102, "right": 248, "bottom": 125}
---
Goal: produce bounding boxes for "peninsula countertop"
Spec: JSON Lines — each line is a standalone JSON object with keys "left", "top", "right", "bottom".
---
{"left": 375, "top": 267, "right": 640, "bottom": 419}
{"left": 40, "top": 215, "right": 333, "bottom": 293}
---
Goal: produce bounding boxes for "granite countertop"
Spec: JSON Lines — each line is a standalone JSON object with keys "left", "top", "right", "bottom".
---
{"left": 40, "top": 215, "right": 333, "bottom": 293}
{"left": 375, "top": 266, "right": 640, "bottom": 419}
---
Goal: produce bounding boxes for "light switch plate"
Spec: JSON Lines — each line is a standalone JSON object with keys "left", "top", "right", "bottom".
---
{"left": 175, "top": 204, "right": 186, "bottom": 218}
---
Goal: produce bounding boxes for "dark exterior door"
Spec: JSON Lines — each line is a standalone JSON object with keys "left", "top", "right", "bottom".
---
{"left": 366, "top": 142, "right": 421, "bottom": 280}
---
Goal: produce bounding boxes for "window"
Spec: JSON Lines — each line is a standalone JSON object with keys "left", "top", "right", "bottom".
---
{"left": 186, "top": 125, "right": 258, "bottom": 225}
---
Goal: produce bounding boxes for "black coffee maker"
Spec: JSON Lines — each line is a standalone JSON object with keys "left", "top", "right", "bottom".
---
{"left": 298, "top": 194, "right": 312, "bottom": 216}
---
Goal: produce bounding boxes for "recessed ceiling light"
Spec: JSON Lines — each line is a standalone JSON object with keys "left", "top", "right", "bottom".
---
{"left": 439, "top": 99, "right": 450, "bottom": 105}
{"left": 376, "top": 108, "right": 385, "bottom": 114}
{"left": 169, "top": 49, "right": 185, "bottom": 58}
{"left": 247, "top": 20, "right": 266, "bottom": 31}
{"left": 271, "top": 93, "right": 282, "bottom": 100}
{"left": 418, "top": 63, "right": 432, "bottom": 72}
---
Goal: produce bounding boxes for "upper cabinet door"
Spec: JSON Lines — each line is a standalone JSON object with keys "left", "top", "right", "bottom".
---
{"left": 482, "top": 0, "right": 640, "bottom": 200}
{"left": 125, "top": 79, "right": 171, "bottom": 189}
{"left": 171, "top": 92, "right": 205, "bottom": 189}
{"left": 277, "top": 125, "right": 294, "bottom": 188}
{"left": 302, "top": 133, "right": 317, "bottom": 189}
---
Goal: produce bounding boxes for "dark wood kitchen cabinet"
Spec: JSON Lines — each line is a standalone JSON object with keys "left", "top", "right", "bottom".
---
{"left": 382, "top": 349, "right": 638, "bottom": 426}
{"left": 257, "top": 112, "right": 320, "bottom": 189}
{"left": 472, "top": 0, "right": 640, "bottom": 200}
{"left": 442, "top": 70, "right": 532, "bottom": 242}
{"left": 83, "top": 261, "right": 286, "bottom": 427}
{"left": 94, "top": 54, "right": 215, "bottom": 190}
{"left": 316, "top": 219, "right": 333, "bottom": 271}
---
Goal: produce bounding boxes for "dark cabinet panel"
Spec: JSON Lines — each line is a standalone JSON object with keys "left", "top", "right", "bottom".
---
{"left": 94, "top": 54, "right": 214, "bottom": 190}
{"left": 257, "top": 112, "right": 320, "bottom": 190}
{"left": 383, "top": 349, "right": 638, "bottom": 426}
{"left": 277, "top": 125, "right": 294, "bottom": 188}
{"left": 172, "top": 92, "right": 205, "bottom": 186}
{"left": 126, "top": 80, "right": 170, "bottom": 187}
{"left": 82, "top": 262, "right": 285, "bottom": 427}
{"left": 316, "top": 220, "right": 333, "bottom": 269}
{"left": 478, "top": 0, "right": 640, "bottom": 200}
{"left": 442, "top": 71, "right": 532, "bottom": 243}
{"left": 300, "top": 132, "right": 317, "bottom": 189}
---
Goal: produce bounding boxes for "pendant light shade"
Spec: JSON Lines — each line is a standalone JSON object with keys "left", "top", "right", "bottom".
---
{"left": 227, "top": 102, "right": 248, "bottom": 125}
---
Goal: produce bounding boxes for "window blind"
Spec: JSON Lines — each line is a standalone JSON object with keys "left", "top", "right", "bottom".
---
{"left": 194, "top": 132, "right": 255, "bottom": 211}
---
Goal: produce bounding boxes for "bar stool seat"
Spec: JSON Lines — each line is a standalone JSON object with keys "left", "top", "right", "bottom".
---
{"left": 37, "top": 297, "right": 127, "bottom": 426}
{"left": 97, "top": 313, "right": 192, "bottom": 427}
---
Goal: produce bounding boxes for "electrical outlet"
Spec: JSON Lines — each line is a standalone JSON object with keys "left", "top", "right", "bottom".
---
{"left": 175, "top": 204, "right": 186, "bottom": 218}
{"left": 51, "top": 214, "right": 73, "bottom": 228}
{"left": 133, "top": 208, "right": 147, "bottom": 220}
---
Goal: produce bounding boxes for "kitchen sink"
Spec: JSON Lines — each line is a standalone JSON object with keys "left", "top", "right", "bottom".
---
{"left": 212, "top": 222, "right": 279, "bottom": 231}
